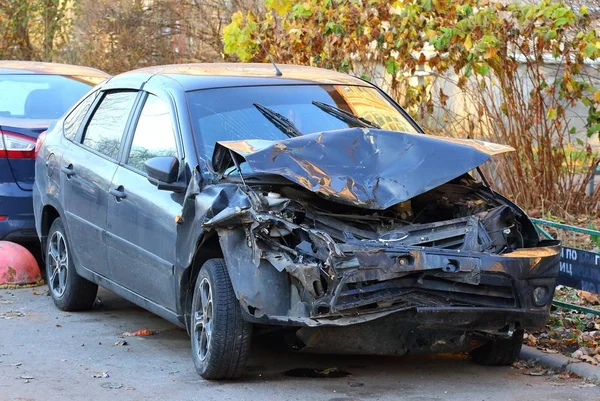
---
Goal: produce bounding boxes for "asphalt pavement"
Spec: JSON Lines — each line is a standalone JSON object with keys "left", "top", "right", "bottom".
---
{"left": 1, "top": 287, "right": 599, "bottom": 401}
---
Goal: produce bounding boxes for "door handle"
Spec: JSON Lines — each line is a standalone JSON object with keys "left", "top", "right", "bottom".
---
{"left": 109, "top": 185, "right": 126, "bottom": 201}
{"left": 60, "top": 164, "right": 74, "bottom": 178}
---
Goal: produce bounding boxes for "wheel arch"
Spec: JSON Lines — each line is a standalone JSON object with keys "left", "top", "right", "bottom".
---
{"left": 40, "top": 204, "right": 62, "bottom": 258}
{"left": 179, "top": 232, "right": 223, "bottom": 334}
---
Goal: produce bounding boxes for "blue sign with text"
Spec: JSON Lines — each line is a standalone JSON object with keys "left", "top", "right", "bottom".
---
{"left": 558, "top": 246, "right": 600, "bottom": 293}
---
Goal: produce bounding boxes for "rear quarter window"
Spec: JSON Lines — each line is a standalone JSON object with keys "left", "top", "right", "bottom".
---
{"left": 64, "top": 91, "right": 97, "bottom": 141}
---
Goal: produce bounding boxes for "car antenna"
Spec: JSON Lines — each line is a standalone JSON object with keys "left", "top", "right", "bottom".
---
{"left": 256, "top": 39, "right": 282, "bottom": 77}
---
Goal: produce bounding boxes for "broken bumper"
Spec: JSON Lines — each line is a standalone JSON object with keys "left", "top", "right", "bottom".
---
{"left": 324, "top": 240, "right": 560, "bottom": 315}
{"left": 230, "top": 233, "right": 561, "bottom": 332}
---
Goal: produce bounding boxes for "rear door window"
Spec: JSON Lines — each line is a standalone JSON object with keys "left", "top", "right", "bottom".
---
{"left": 81, "top": 91, "right": 137, "bottom": 160}
{"left": 126, "top": 94, "right": 178, "bottom": 173}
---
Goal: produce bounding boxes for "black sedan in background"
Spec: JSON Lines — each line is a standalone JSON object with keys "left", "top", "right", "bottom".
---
{"left": 0, "top": 61, "right": 109, "bottom": 242}
{"left": 33, "top": 63, "right": 560, "bottom": 380}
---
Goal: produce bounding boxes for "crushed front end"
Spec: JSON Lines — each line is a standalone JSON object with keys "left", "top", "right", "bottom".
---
{"left": 204, "top": 175, "right": 560, "bottom": 334}
{"left": 201, "top": 129, "right": 560, "bottom": 354}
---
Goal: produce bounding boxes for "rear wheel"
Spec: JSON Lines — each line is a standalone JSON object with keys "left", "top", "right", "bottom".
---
{"left": 190, "top": 258, "right": 252, "bottom": 380}
{"left": 470, "top": 330, "right": 524, "bottom": 366}
{"left": 46, "top": 218, "right": 98, "bottom": 311}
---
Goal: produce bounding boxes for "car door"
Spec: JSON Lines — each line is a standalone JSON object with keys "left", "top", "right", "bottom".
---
{"left": 105, "top": 92, "right": 182, "bottom": 310}
{"left": 60, "top": 90, "right": 139, "bottom": 276}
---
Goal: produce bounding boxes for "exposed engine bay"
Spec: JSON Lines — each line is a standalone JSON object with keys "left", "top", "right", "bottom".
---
{"left": 254, "top": 175, "right": 533, "bottom": 256}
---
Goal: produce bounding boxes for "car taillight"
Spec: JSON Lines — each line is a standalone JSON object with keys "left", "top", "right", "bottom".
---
{"left": 34, "top": 131, "right": 47, "bottom": 159}
{"left": 0, "top": 130, "right": 37, "bottom": 159}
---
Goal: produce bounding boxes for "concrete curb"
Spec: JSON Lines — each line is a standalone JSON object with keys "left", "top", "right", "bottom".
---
{"left": 520, "top": 345, "right": 600, "bottom": 383}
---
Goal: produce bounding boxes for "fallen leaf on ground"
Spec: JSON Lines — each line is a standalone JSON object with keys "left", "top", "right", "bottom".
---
{"left": 578, "top": 291, "right": 600, "bottom": 305}
{"left": 558, "top": 371, "right": 577, "bottom": 379}
{"left": 318, "top": 367, "right": 339, "bottom": 375}
{"left": 572, "top": 348, "right": 586, "bottom": 359}
{"left": 542, "top": 348, "right": 559, "bottom": 354}
{"left": 120, "top": 329, "right": 153, "bottom": 337}
{"left": 574, "top": 353, "right": 599, "bottom": 365}
{"left": 586, "top": 322, "right": 600, "bottom": 330}
{"left": 528, "top": 370, "right": 547, "bottom": 376}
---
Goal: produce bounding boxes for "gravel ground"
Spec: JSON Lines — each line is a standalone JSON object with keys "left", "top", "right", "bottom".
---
{"left": 1, "top": 286, "right": 599, "bottom": 401}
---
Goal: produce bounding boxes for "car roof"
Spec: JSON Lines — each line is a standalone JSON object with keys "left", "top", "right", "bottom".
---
{"left": 117, "top": 63, "right": 370, "bottom": 91}
{"left": 0, "top": 61, "right": 109, "bottom": 77}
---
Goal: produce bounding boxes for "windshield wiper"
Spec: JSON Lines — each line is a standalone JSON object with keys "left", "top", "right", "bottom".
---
{"left": 312, "top": 101, "right": 381, "bottom": 129}
{"left": 253, "top": 103, "right": 302, "bottom": 137}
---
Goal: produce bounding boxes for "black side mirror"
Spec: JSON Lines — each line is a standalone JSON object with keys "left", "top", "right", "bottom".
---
{"left": 145, "top": 156, "right": 186, "bottom": 192}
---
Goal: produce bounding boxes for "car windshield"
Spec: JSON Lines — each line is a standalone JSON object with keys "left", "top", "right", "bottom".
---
{"left": 187, "top": 84, "right": 419, "bottom": 164}
{"left": 0, "top": 74, "right": 105, "bottom": 121}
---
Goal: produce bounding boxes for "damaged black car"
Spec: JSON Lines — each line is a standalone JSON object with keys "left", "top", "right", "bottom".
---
{"left": 33, "top": 63, "right": 560, "bottom": 380}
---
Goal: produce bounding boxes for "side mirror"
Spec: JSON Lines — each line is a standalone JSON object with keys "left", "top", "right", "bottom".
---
{"left": 145, "top": 156, "right": 186, "bottom": 192}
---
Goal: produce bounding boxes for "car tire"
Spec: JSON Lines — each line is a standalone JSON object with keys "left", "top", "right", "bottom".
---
{"left": 46, "top": 218, "right": 98, "bottom": 311}
{"left": 470, "top": 330, "right": 524, "bottom": 366}
{"left": 190, "top": 258, "right": 252, "bottom": 380}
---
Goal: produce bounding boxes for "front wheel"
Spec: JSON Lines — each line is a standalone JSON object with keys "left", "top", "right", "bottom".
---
{"left": 190, "top": 258, "right": 252, "bottom": 380}
{"left": 470, "top": 330, "right": 524, "bottom": 366}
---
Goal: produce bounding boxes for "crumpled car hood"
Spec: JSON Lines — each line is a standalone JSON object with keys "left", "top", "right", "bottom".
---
{"left": 212, "top": 128, "right": 514, "bottom": 210}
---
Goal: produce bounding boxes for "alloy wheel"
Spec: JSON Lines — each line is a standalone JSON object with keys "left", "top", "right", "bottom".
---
{"left": 194, "top": 278, "right": 213, "bottom": 362}
{"left": 48, "top": 231, "right": 68, "bottom": 298}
